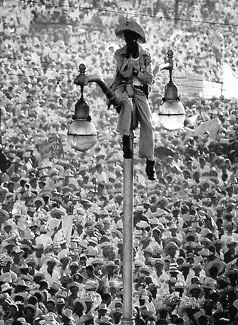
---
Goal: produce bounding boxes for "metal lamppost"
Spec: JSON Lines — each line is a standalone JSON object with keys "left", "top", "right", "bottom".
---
{"left": 67, "top": 50, "right": 185, "bottom": 325}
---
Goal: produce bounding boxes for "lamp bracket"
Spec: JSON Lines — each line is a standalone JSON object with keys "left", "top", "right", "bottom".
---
{"left": 80, "top": 85, "right": 84, "bottom": 100}
{"left": 74, "top": 63, "right": 122, "bottom": 114}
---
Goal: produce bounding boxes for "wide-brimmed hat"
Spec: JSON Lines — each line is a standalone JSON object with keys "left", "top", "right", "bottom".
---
{"left": 59, "top": 254, "right": 71, "bottom": 263}
{"left": 84, "top": 280, "right": 98, "bottom": 291}
{"left": 164, "top": 242, "right": 179, "bottom": 255}
{"left": 0, "top": 209, "right": 9, "bottom": 223}
{"left": 205, "top": 259, "right": 226, "bottom": 277}
{"left": 115, "top": 19, "right": 146, "bottom": 43}
{"left": 43, "top": 256, "right": 60, "bottom": 267}
{"left": 96, "top": 316, "right": 112, "bottom": 324}
{"left": 0, "top": 271, "right": 12, "bottom": 283}
{"left": 24, "top": 304, "right": 36, "bottom": 312}
{"left": 97, "top": 303, "right": 110, "bottom": 312}
{"left": 62, "top": 308, "right": 74, "bottom": 321}
{"left": 33, "top": 273, "right": 45, "bottom": 282}
{"left": 39, "top": 225, "right": 48, "bottom": 233}
{"left": 12, "top": 246, "right": 24, "bottom": 254}
{"left": 198, "top": 248, "right": 213, "bottom": 257}
{"left": 40, "top": 312, "right": 59, "bottom": 324}
{"left": 91, "top": 259, "right": 105, "bottom": 266}
{"left": 50, "top": 281, "right": 62, "bottom": 292}
{"left": 174, "top": 280, "right": 186, "bottom": 290}
{"left": 1, "top": 282, "right": 12, "bottom": 293}
{"left": 50, "top": 208, "right": 65, "bottom": 218}
{"left": 16, "top": 317, "right": 28, "bottom": 325}
{"left": 33, "top": 243, "right": 45, "bottom": 250}
{"left": 15, "top": 279, "right": 29, "bottom": 289}
{"left": 33, "top": 197, "right": 45, "bottom": 206}
{"left": 106, "top": 261, "right": 119, "bottom": 269}
{"left": 184, "top": 231, "right": 198, "bottom": 242}
{"left": 56, "top": 297, "right": 66, "bottom": 305}
{"left": 164, "top": 237, "right": 181, "bottom": 247}
{"left": 201, "top": 277, "right": 217, "bottom": 290}
{"left": 136, "top": 221, "right": 150, "bottom": 229}
{"left": 85, "top": 246, "right": 98, "bottom": 257}
{"left": 67, "top": 282, "right": 80, "bottom": 290}
{"left": 187, "top": 283, "right": 203, "bottom": 295}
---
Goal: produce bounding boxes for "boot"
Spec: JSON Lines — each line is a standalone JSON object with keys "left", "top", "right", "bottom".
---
{"left": 122, "top": 135, "right": 132, "bottom": 159}
{"left": 145, "top": 160, "right": 157, "bottom": 181}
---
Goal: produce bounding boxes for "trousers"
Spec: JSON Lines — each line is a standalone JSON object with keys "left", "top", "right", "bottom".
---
{"left": 115, "top": 84, "right": 155, "bottom": 161}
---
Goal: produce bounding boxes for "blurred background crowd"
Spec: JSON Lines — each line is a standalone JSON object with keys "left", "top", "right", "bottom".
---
{"left": 1, "top": 0, "right": 238, "bottom": 324}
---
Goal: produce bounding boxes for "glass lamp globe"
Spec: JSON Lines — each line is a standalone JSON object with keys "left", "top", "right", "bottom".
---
{"left": 67, "top": 120, "right": 97, "bottom": 152}
{"left": 158, "top": 81, "right": 185, "bottom": 130}
{"left": 159, "top": 100, "right": 185, "bottom": 130}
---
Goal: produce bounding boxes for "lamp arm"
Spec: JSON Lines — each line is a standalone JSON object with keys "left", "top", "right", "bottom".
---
{"left": 87, "top": 75, "right": 122, "bottom": 113}
{"left": 74, "top": 64, "right": 122, "bottom": 114}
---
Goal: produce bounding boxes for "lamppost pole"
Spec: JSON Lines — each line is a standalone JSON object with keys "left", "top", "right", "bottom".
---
{"left": 122, "top": 130, "right": 134, "bottom": 325}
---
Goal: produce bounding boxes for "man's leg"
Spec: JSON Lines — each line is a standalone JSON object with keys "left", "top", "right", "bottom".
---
{"left": 134, "top": 89, "right": 156, "bottom": 180}
{"left": 114, "top": 87, "right": 134, "bottom": 159}
{"left": 114, "top": 87, "right": 133, "bottom": 136}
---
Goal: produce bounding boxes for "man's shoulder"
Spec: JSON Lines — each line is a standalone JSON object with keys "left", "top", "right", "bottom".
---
{"left": 139, "top": 45, "right": 151, "bottom": 57}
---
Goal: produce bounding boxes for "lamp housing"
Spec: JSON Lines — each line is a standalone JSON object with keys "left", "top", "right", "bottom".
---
{"left": 158, "top": 81, "right": 186, "bottom": 130}
{"left": 67, "top": 97, "right": 97, "bottom": 152}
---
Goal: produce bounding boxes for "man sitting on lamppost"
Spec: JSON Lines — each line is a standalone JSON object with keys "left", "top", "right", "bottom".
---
{"left": 110, "top": 19, "right": 156, "bottom": 181}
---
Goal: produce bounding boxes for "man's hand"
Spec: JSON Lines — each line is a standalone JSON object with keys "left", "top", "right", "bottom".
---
{"left": 126, "top": 41, "right": 139, "bottom": 59}
{"left": 120, "top": 59, "right": 134, "bottom": 78}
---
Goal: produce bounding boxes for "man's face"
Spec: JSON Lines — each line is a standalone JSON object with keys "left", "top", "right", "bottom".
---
{"left": 46, "top": 302, "right": 55, "bottom": 312}
{"left": 4, "top": 225, "right": 12, "bottom": 234}
{"left": 35, "top": 201, "right": 42, "bottom": 209}
{"left": 47, "top": 262, "right": 55, "bottom": 271}
{"left": 124, "top": 30, "right": 138, "bottom": 44}
{"left": 0, "top": 192, "right": 5, "bottom": 202}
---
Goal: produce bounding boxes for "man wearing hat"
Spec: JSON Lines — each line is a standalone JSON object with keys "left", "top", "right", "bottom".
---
{"left": 66, "top": 282, "right": 81, "bottom": 310}
{"left": 35, "top": 224, "right": 53, "bottom": 248}
{"left": 62, "top": 308, "right": 76, "bottom": 324}
{"left": 110, "top": 19, "right": 156, "bottom": 181}
{"left": 58, "top": 254, "right": 71, "bottom": 278}
{"left": 39, "top": 312, "right": 60, "bottom": 325}
{"left": 32, "top": 243, "right": 45, "bottom": 271}
{"left": 148, "top": 227, "right": 164, "bottom": 255}
{"left": 0, "top": 255, "right": 17, "bottom": 283}
{"left": 39, "top": 256, "right": 61, "bottom": 287}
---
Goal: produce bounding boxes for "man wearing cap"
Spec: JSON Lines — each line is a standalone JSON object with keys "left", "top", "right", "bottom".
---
{"left": 110, "top": 19, "right": 156, "bottom": 181}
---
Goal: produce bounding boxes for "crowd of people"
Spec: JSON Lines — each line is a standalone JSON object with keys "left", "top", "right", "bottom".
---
{"left": 1, "top": 0, "right": 238, "bottom": 324}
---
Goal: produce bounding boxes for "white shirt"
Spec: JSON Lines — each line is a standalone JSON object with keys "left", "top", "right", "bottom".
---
{"left": 35, "top": 234, "right": 53, "bottom": 248}
{"left": 131, "top": 57, "right": 143, "bottom": 86}
{"left": 38, "top": 267, "right": 60, "bottom": 286}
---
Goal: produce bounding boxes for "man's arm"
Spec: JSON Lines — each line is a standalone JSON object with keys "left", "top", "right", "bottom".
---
{"left": 114, "top": 51, "right": 133, "bottom": 79}
{"left": 114, "top": 49, "right": 153, "bottom": 85}
{"left": 132, "top": 52, "right": 153, "bottom": 85}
